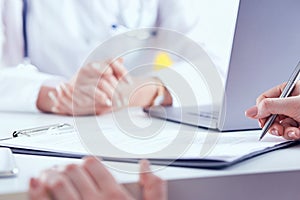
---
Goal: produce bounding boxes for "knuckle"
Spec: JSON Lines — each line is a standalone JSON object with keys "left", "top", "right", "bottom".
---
{"left": 98, "top": 81, "right": 104, "bottom": 88}
{"left": 57, "top": 98, "right": 65, "bottom": 106}
{"left": 48, "top": 177, "right": 66, "bottom": 190}
{"left": 260, "top": 98, "right": 273, "bottom": 110}
{"left": 98, "top": 79, "right": 108, "bottom": 88}
{"left": 256, "top": 96, "right": 262, "bottom": 105}
{"left": 95, "top": 110, "right": 103, "bottom": 115}
{"left": 55, "top": 105, "right": 69, "bottom": 115}
{"left": 78, "top": 68, "right": 90, "bottom": 78}
{"left": 63, "top": 164, "right": 79, "bottom": 174}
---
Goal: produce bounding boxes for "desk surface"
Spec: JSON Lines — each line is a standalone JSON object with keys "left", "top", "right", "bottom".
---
{"left": 1, "top": 109, "right": 300, "bottom": 200}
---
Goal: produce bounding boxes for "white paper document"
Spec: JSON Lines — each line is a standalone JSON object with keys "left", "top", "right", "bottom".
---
{"left": 0, "top": 124, "right": 291, "bottom": 163}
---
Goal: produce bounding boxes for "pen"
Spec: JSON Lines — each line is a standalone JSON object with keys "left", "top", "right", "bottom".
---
{"left": 12, "top": 123, "right": 72, "bottom": 138}
{"left": 259, "top": 61, "right": 300, "bottom": 140}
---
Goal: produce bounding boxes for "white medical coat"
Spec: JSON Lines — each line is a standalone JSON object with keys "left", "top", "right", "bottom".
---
{"left": 0, "top": 0, "right": 234, "bottom": 112}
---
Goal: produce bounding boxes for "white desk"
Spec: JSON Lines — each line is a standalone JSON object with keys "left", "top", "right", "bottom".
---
{"left": 1, "top": 110, "right": 300, "bottom": 200}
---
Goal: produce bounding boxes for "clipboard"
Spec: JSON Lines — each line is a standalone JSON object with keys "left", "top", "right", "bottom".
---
{"left": 1, "top": 140, "right": 298, "bottom": 169}
{"left": 1, "top": 124, "right": 299, "bottom": 169}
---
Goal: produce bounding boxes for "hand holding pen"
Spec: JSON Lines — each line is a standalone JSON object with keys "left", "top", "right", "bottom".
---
{"left": 245, "top": 62, "right": 300, "bottom": 140}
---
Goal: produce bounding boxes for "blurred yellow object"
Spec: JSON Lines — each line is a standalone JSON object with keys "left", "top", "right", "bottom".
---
{"left": 154, "top": 52, "right": 173, "bottom": 70}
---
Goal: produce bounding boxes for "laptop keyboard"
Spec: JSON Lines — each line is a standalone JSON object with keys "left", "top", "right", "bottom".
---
{"left": 188, "top": 111, "right": 219, "bottom": 120}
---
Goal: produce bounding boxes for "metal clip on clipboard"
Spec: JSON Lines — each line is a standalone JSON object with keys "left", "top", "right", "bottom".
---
{"left": 12, "top": 123, "right": 73, "bottom": 138}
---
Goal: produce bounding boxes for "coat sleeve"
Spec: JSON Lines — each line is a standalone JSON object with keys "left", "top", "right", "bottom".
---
{"left": 0, "top": 67, "right": 64, "bottom": 112}
{"left": 0, "top": 0, "right": 64, "bottom": 112}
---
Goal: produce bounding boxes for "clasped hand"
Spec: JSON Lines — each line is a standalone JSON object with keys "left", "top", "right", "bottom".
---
{"left": 48, "top": 59, "right": 130, "bottom": 115}
{"left": 47, "top": 59, "right": 162, "bottom": 115}
{"left": 45, "top": 58, "right": 171, "bottom": 116}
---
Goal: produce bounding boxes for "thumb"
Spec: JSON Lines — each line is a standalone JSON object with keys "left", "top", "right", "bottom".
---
{"left": 109, "top": 59, "right": 132, "bottom": 83}
{"left": 139, "top": 160, "right": 167, "bottom": 200}
{"left": 256, "top": 96, "right": 300, "bottom": 119}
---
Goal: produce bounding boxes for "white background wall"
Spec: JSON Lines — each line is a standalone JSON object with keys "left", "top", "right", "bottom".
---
{"left": 191, "top": 0, "right": 240, "bottom": 78}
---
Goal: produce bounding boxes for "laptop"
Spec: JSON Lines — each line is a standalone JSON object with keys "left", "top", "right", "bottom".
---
{"left": 145, "top": 0, "right": 300, "bottom": 131}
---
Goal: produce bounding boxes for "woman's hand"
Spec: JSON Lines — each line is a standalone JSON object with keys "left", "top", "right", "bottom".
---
{"left": 245, "top": 81, "right": 300, "bottom": 140}
{"left": 28, "top": 157, "right": 167, "bottom": 200}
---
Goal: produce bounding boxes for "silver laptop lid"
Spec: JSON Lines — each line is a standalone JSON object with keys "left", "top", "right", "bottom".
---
{"left": 219, "top": 0, "right": 300, "bottom": 131}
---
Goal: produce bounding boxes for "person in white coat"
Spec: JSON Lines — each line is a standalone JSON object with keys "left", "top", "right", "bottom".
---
{"left": 0, "top": 0, "right": 203, "bottom": 115}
